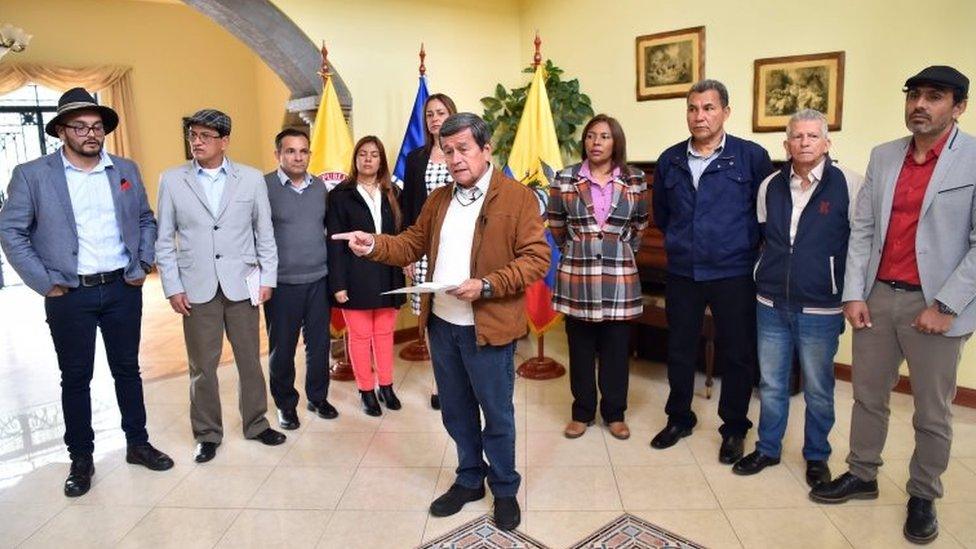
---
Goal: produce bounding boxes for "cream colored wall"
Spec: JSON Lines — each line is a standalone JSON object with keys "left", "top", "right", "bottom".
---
{"left": 253, "top": 58, "right": 292, "bottom": 172}
{"left": 517, "top": 0, "right": 976, "bottom": 386}
{"left": 271, "top": 0, "right": 524, "bottom": 155}
{"left": 5, "top": 0, "right": 288, "bottom": 203}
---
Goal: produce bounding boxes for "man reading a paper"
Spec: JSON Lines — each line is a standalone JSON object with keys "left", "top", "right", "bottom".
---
{"left": 155, "top": 109, "right": 286, "bottom": 465}
{"left": 333, "top": 113, "right": 549, "bottom": 531}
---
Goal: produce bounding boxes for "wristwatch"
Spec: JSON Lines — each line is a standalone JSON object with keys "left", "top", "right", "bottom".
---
{"left": 936, "top": 300, "right": 958, "bottom": 316}
{"left": 480, "top": 278, "right": 494, "bottom": 299}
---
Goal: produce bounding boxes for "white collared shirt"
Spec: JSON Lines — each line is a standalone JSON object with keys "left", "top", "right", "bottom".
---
{"left": 277, "top": 167, "right": 312, "bottom": 194}
{"left": 431, "top": 164, "right": 492, "bottom": 326}
{"left": 356, "top": 183, "right": 384, "bottom": 233}
{"left": 61, "top": 149, "right": 129, "bottom": 275}
{"left": 193, "top": 158, "right": 228, "bottom": 215}
{"left": 686, "top": 133, "right": 727, "bottom": 189}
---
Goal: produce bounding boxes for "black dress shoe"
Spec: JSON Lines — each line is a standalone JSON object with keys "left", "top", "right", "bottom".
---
{"left": 307, "top": 399, "right": 339, "bottom": 419}
{"left": 251, "top": 428, "right": 287, "bottom": 446}
{"left": 494, "top": 496, "right": 521, "bottom": 531}
{"left": 194, "top": 441, "right": 220, "bottom": 463}
{"left": 732, "top": 450, "right": 780, "bottom": 475}
{"left": 650, "top": 423, "right": 693, "bottom": 449}
{"left": 719, "top": 435, "right": 745, "bottom": 464}
{"left": 904, "top": 496, "right": 938, "bottom": 544}
{"left": 377, "top": 385, "right": 402, "bottom": 410}
{"left": 360, "top": 390, "right": 382, "bottom": 417}
{"left": 126, "top": 443, "right": 175, "bottom": 471}
{"left": 430, "top": 394, "right": 440, "bottom": 410}
{"left": 429, "top": 483, "right": 486, "bottom": 517}
{"left": 64, "top": 456, "right": 94, "bottom": 497}
{"left": 809, "top": 471, "right": 878, "bottom": 504}
{"left": 278, "top": 408, "right": 300, "bottom": 430}
{"left": 806, "top": 460, "right": 831, "bottom": 488}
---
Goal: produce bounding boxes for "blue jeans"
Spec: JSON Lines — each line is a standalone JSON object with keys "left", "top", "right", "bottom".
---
{"left": 756, "top": 303, "right": 843, "bottom": 461}
{"left": 427, "top": 315, "right": 520, "bottom": 498}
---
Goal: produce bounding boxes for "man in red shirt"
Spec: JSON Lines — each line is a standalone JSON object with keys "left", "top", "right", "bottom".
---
{"left": 810, "top": 66, "right": 974, "bottom": 545}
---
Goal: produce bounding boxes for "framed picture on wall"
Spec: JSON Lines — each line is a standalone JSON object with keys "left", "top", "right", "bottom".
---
{"left": 753, "top": 51, "right": 845, "bottom": 132}
{"left": 635, "top": 26, "right": 705, "bottom": 101}
{"left": 182, "top": 117, "right": 193, "bottom": 160}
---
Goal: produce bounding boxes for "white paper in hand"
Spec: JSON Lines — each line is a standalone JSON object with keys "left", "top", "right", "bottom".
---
{"left": 381, "top": 281, "right": 459, "bottom": 295}
{"left": 245, "top": 266, "right": 261, "bottom": 306}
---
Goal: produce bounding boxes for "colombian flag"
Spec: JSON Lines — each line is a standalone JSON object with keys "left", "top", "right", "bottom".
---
{"left": 505, "top": 64, "right": 563, "bottom": 335}
{"left": 308, "top": 74, "right": 354, "bottom": 336}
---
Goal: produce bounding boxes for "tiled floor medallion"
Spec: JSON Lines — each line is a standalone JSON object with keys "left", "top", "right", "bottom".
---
{"left": 418, "top": 515, "right": 549, "bottom": 548}
{"left": 567, "top": 513, "right": 706, "bottom": 549}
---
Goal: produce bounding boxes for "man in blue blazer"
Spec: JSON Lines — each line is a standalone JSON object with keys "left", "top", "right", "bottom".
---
{"left": 651, "top": 79, "right": 774, "bottom": 464}
{"left": 811, "top": 66, "right": 974, "bottom": 545}
{"left": 0, "top": 88, "right": 174, "bottom": 498}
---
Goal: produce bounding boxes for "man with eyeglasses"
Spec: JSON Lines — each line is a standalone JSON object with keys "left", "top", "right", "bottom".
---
{"left": 0, "top": 87, "right": 174, "bottom": 498}
{"left": 156, "top": 109, "right": 284, "bottom": 464}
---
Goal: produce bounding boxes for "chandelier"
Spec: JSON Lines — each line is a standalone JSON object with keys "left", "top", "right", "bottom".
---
{"left": 0, "top": 24, "right": 32, "bottom": 60}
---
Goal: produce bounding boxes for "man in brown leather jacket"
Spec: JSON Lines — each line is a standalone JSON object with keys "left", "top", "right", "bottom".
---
{"left": 333, "top": 112, "right": 549, "bottom": 531}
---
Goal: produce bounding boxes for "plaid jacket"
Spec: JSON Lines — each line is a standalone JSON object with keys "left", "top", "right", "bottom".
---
{"left": 548, "top": 163, "right": 649, "bottom": 321}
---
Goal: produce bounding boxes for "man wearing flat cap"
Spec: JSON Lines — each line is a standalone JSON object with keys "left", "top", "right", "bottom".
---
{"left": 810, "top": 66, "right": 974, "bottom": 544}
{"left": 156, "top": 109, "right": 284, "bottom": 463}
{"left": 0, "top": 87, "right": 174, "bottom": 497}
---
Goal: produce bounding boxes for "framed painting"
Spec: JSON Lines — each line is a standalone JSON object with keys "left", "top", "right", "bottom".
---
{"left": 635, "top": 26, "right": 705, "bottom": 101}
{"left": 753, "top": 51, "right": 845, "bottom": 132}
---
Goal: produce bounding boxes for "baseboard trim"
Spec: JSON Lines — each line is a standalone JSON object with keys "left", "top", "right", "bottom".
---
{"left": 834, "top": 362, "right": 976, "bottom": 408}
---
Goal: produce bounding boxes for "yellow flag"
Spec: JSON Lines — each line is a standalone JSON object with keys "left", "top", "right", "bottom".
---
{"left": 308, "top": 76, "right": 353, "bottom": 187}
{"left": 507, "top": 64, "right": 563, "bottom": 187}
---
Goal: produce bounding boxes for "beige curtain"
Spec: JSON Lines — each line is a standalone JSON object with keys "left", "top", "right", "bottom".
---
{"left": 0, "top": 64, "right": 138, "bottom": 161}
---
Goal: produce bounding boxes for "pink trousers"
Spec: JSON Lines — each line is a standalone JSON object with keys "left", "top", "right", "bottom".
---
{"left": 341, "top": 308, "right": 397, "bottom": 390}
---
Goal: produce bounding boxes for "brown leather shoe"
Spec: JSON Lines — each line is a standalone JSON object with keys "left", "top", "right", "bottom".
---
{"left": 563, "top": 420, "right": 593, "bottom": 439}
{"left": 607, "top": 421, "right": 631, "bottom": 440}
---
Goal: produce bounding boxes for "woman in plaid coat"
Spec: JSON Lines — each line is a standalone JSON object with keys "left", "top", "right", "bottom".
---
{"left": 548, "top": 114, "right": 649, "bottom": 441}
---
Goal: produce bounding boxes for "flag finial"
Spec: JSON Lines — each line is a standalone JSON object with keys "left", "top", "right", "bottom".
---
{"left": 533, "top": 31, "right": 542, "bottom": 68}
{"left": 419, "top": 43, "right": 426, "bottom": 76}
{"left": 318, "top": 41, "right": 331, "bottom": 81}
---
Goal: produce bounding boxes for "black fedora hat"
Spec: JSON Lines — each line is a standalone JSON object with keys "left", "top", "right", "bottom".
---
{"left": 45, "top": 87, "right": 119, "bottom": 138}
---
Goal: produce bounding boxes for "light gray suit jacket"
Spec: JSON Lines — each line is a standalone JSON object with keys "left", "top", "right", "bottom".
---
{"left": 0, "top": 151, "right": 156, "bottom": 296}
{"left": 844, "top": 125, "right": 976, "bottom": 336}
{"left": 155, "top": 158, "right": 277, "bottom": 304}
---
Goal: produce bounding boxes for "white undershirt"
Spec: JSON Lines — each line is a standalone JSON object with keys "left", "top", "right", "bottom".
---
{"left": 431, "top": 165, "right": 492, "bottom": 326}
{"left": 356, "top": 184, "right": 383, "bottom": 233}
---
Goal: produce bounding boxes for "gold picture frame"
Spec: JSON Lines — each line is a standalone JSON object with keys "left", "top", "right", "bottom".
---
{"left": 635, "top": 26, "right": 705, "bottom": 101}
{"left": 753, "top": 51, "right": 845, "bottom": 132}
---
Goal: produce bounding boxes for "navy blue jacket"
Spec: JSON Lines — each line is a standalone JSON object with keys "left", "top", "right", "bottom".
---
{"left": 755, "top": 159, "right": 852, "bottom": 311}
{"left": 652, "top": 134, "right": 774, "bottom": 280}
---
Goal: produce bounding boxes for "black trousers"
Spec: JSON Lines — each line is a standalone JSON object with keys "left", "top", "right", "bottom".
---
{"left": 664, "top": 273, "right": 756, "bottom": 436}
{"left": 565, "top": 317, "right": 632, "bottom": 423}
{"left": 45, "top": 278, "right": 149, "bottom": 458}
{"left": 263, "top": 276, "right": 331, "bottom": 411}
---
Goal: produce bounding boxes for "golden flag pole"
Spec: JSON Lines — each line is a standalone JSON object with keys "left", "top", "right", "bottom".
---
{"left": 321, "top": 41, "right": 356, "bottom": 382}
{"left": 399, "top": 42, "right": 434, "bottom": 363}
{"left": 516, "top": 32, "right": 566, "bottom": 381}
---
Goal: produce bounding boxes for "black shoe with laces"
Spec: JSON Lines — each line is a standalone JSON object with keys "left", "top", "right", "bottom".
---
{"left": 494, "top": 496, "right": 521, "bottom": 531}
{"left": 904, "top": 496, "right": 938, "bottom": 544}
{"left": 429, "top": 483, "right": 486, "bottom": 517}
{"left": 64, "top": 455, "right": 94, "bottom": 497}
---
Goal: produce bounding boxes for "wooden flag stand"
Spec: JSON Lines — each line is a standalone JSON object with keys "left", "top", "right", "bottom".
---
{"left": 400, "top": 43, "right": 432, "bottom": 363}
{"left": 515, "top": 32, "right": 565, "bottom": 381}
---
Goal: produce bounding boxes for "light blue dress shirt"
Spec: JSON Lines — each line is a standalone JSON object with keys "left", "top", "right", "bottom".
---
{"left": 686, "top": 133, "right": 727, "bottom": 189}
{"left": 193, "top": 158, "right": 228, "bottom": 215}
{"left": 62, "top": 149, "right": 129, "bottom": 275}
{"left": 276, "top": 167, "right": 312, "bottom": 194}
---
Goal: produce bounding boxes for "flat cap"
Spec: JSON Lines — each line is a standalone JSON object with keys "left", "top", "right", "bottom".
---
{"left": 904, "top": 66, "right": 969, "bottom": 97}
{"left": 185, "top": 109, "right": 232, "bottom": 136}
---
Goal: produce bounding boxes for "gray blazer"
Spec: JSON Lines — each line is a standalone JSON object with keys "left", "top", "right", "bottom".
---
{"left": 844, "top": 125, "right": 976, "bottom": 336}
{"left": 155, "top": 159, "right": 277, "bottom": 304}
{"left": 0, "top": 151, "right": 156, "bottom": 295}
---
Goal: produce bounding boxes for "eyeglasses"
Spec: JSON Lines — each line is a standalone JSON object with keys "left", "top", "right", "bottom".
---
{"left": 187, "top": 130, "right": 222, "bottom": 143}
{"left": 62, "top": 123, "right": 105, "bottom": 137}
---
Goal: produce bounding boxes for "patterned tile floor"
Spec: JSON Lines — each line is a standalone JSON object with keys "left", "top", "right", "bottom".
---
{"left": 5, "top": 284, "right": 976, "bottom": 547}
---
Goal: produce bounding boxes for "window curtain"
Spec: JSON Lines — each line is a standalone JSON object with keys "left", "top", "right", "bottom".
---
{"left": 0, "top": 64, "right": 137, "bottom": 161}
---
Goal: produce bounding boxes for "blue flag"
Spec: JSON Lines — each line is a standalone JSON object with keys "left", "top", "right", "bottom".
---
{"left": 393, "top": 75, "right": 430, "bottom": 180}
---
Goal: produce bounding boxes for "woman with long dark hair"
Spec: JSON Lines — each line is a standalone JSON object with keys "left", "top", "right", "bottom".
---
{"left": 400, "top": 93, "right": 457, "bottom": 410}
{"left": 326, "top": 136, "right": 405, "bottom": 416}
{"left": 548, "top": 114, "right": 649, "bottom": 440}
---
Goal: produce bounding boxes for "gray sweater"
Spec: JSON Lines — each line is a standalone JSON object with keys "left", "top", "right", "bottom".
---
{"left": 264, "top": 171, "right": 328, "bottom": 284}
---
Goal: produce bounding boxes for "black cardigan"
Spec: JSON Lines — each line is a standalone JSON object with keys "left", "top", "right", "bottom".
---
{"left": 326, "top": 182, "right": 405, "bottom": 309}
{"left": 400, "top": 146, "right": 431, "bottom": 228}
